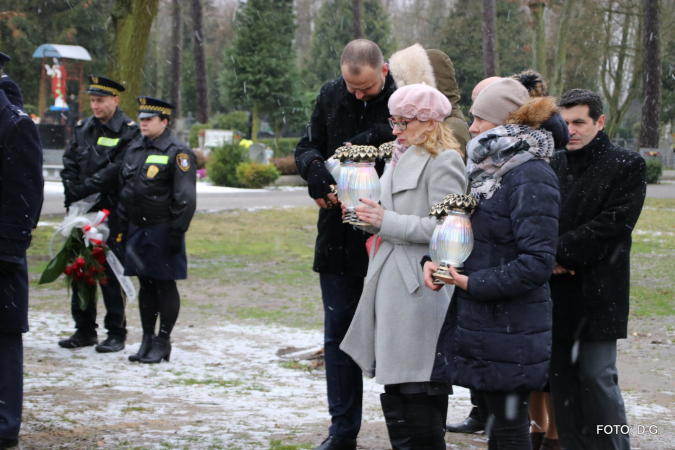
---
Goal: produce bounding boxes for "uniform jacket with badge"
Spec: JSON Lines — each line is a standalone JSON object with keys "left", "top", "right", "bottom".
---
{"left": 340, "top": 147, "right": 467, "bottom": 385}
{"left": 0, "top": 89, "right": 44, "bottom": 333}
{"left": 118, "top": 129, "right": 197, "bottom": 235}
{"left": 294, "top": 73, "right": 397, "bottom": 277}
{"left": 61, "top": 107, "right": 139, "bottom": 212}
{"left": 549, "top": 131, "right": 646, "bottom": 341}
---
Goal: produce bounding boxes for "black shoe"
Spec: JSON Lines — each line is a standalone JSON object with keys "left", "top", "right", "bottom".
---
{"left": 313, "top": 435, "right": 356, "bottom": 450}
{"left": 140, "top": 336, "right": 171, "bottom": 364}
{"left": 0, "top": 438, "right": 18, "bottom": 449}
{"left": 129, "top": 334, "right": 155, "bottom": 362}
{"left": 446, "top": 416, "right": 484, "bottom": 434}
{"left": 95, "top": 336, "right": 125, "bottom": 353}
{"left": 58, "top": 333, "right": 98, "bottom": 349}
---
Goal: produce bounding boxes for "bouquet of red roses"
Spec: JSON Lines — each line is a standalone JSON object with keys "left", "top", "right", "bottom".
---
{"left": 39, "top": 200, "right": 112, "bottom": 310}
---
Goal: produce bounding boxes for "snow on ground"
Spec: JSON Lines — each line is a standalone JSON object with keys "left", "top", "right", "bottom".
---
{"left": 22, "top": 310, "right": 672, "bottom": 449}
{"left": 21, "top": 311, "right": 474, "bottom": 448}
{"left": 43, "top": 181, "right": 305, "bottom": 195}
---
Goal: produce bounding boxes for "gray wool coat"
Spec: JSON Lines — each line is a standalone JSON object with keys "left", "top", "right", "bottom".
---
{"left": 340, "top": 145, "right": 467, "bottom": 385}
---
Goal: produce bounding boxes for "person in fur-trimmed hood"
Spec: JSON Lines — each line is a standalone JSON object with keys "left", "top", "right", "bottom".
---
{"left": 388, "top": 44, "right": 472, "bottom": 155}
{"left": 423, "top": 78, "right": 561, "bottom": 450}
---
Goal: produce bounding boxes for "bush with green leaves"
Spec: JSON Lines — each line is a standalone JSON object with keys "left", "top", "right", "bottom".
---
{"left": 214, "top": 111, "right": 249, "bottom": 134}
{"left": 235, "top": 162, "right": 280, "bottom": 188}
{"left": 645, "top": 159, "right": 663, "bottom": 184}
{"left": 207, "top": 142, "right": 250, "bottom": 187}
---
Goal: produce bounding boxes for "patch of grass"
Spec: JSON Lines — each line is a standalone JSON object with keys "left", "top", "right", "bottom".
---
{"left": 269, "top": 439, "right": 314, "bottom": 450}
{"left": 279, "top": 360, "right": 314, "bottom": 373}
{"left": 630, "top": 199, "right": 675, "bottom": 317}
{"left": 630, "top": 286, "right": 675, "bottom": 317}
{"left": 121, "top": 405, "right": 150, "bottom": 414}
{"left": 174, "top": 378, "right": 242, "bottom": 388}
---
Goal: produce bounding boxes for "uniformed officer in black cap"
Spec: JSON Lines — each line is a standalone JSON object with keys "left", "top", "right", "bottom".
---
{"left": 0, "top": 52, "right": 24, "bottom": 109}
{"left": 0, "top": 51, "right": 44, "bottom": 450}
{"left": 119, "top": 96, "right": 196, "bottom": 364}
{"left": 59, "top": 75, "right": 140, "bottom": 352}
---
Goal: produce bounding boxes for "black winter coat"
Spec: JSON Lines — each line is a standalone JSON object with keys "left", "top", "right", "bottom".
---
{"left": 295, "top": 74, "right": 396, "bottom": 276}
{"left": 118, "top": 130, "right": 197, "bottom": 235}
{"left": 61, "top": 107, "right": 140, "bottom": 212}
{"left": 549, "top": 131, "right": 646, "bottom": 340}
{"left": 432, "top": 160, "right": 560, "bottom": 392}
{"left": 0, "top": 89, "right": 43, "bottom": 333}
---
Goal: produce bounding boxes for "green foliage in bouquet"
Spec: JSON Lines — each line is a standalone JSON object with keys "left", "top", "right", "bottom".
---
{"left": 39, "top": 228, "right": 109, "bottom": 311}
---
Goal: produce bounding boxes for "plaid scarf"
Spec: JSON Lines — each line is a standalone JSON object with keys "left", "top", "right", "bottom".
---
{"left": 391, "top": 138, "right": 409, "bottom": 169}
{"left": 466, "top": 124, "right": 555, "bottom": 199}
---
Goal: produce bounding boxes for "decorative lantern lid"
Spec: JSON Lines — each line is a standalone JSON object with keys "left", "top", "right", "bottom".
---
{"left": 334, "top": 146, "right": 352, "bottom": 162}
{"left": 379, "top": 141, "right": 395, "bottom": 160}
{"left": 429, "top": 201, "right": 451, "bottom": 219}
{"left": 349, "top": 145, "right": 380, "bottom": 162}
{"left": 442, "top": 194, "right": 478, "bottom": 212}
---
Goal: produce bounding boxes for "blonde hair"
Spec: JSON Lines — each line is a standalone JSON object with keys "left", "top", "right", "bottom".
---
{"left": 416, "top": 121, "right": 464, "bottom": 159}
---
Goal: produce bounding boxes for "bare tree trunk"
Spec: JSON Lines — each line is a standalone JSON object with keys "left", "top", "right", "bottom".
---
{"left": 170, "top": 0, "right": 183, "bottom": 118}
{"left": 251, "top": 101, "right": 259, "bottom": 143}
{"left": 530, "top": 1, "right": 547, "bottom": 75}
{"left": 353, "top": 0, "right": 362, "bottom": 39}
{"left": 481, "top": 0, "right": 498, "bottom": 77}
{"left": 601, "top": 0, "right": 643, "bottom": 138}
{"left": 640, "top": 0, "right": 661, "bottom": 148}
{"left": 191, "top": 0, "right": 209, "bottom": 124}
{"left": 106, "top": 0, "right": 160, "bottom": 114}
{"left": 551, "top": 0, "right": 576, "bottom": 95}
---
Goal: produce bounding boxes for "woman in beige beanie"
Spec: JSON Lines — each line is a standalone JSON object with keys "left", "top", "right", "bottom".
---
{"left": 423, "top": 77, "right": 562, "bottom": 450}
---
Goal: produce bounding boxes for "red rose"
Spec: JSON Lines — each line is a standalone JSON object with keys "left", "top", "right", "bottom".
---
{"left": 64, "top": 266, "right": 72, "bottom": 275}
{"left": 95, "top": 255, "right": 106, "bottom": 265}
{"left": 75, "top": 257, "right": 86, "bottom": 268}
{"left": 90, "top": 266, "right": 98, "bottom": 274}
{"left": 74, "top": 270, "right": 84, "bottom": 281}
{"left": 100, "top": 277, "right": 108, "bottom": 286}
{"left": 92, "top": 246, "right": 103, "bottom": 256}
{"left": 85, "top": 277, "right": 95, "bottom": 286}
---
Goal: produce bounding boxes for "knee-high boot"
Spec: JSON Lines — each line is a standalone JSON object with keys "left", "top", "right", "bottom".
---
{"left": 405, "top": 395, "right": 447, "bottom": 450}
{"left": 380, "top": 393, "right": 413, "bottom": 450}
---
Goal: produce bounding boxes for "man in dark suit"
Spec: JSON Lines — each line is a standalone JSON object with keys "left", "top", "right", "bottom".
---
{"left": 549, "top": 89, "right": 646, "bottom": 450}
{"left": 0, "top": 52, "right": 44, "bottom": 450}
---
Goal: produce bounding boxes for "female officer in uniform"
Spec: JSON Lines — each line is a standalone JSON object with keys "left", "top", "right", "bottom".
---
{"left": 118, "top": 96, "right": 197, "bottom": 364}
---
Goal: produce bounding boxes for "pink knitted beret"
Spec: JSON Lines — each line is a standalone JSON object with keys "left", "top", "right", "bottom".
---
{"left": 388, "top": 83, "right": 451, "bottom": 122}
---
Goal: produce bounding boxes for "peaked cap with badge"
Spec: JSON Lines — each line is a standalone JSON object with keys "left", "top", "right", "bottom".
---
{"left": 137, "top": 96, "right": 175, "bottom": 119}
{"left": 0, "top": 52, "right": 11, "bottom": 69}
{"left": 86, "top": 75, "right": 125, "bottom": 97}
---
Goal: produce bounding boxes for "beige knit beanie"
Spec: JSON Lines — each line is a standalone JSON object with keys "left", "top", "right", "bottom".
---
{"left": 472, "top": 78, "right": 530, "bottom": 125}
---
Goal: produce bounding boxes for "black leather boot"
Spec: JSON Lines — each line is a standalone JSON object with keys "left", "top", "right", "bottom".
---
{"left": 312, "top": 435, "right": 356, "bottom": 450}
{"left": 0, "top": 438, "right": 18, "bottom": 449}
{"left": 95, "top": 336, "right": 125, "bottom": 353}
{"left": 380, "top": 393, "right": 413, "bottom": 450}
{"left": 58, "top": 332, "right": 97, "bottom": 348}
{"left": 405, "top": 396, "right": 447, "bottom": 450}
{"left": 128, "top": 334, "right": 155, "bottom": 362}
{"left": 140, "top": 336, "right": 171, "bottom": 363}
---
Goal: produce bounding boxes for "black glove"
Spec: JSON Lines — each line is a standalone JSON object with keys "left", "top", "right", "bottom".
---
{"left": 168, "top": 233, "right": 183, "bottom": 255}
{"left": 0, "top": 260, "right": 22, "bottom": 276}
{"left": 64, "top": 180, "right": 87, "bottom": 207}
{"left": 306, "top": 160, "right": 337, "bottom": 200}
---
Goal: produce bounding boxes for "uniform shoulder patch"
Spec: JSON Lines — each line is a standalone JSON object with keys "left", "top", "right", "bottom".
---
{"left": 176, "top": 153, "right": 190, "bottom": 172}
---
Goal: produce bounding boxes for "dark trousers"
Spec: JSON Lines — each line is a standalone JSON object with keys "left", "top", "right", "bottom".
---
{"left": 474, "top": 390, "right": 531, "bottom": 450}
{"left": 549, "top": 338, "right": 630, "bottom": 450}
{"left": 70, "top": 222, "right": 127, "bottom": 339}
{"left": 319, "top": 273, "right": 364, "bottom": 439}
{"left": 0, "top": 333, "right": 23, "bottom": 441}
